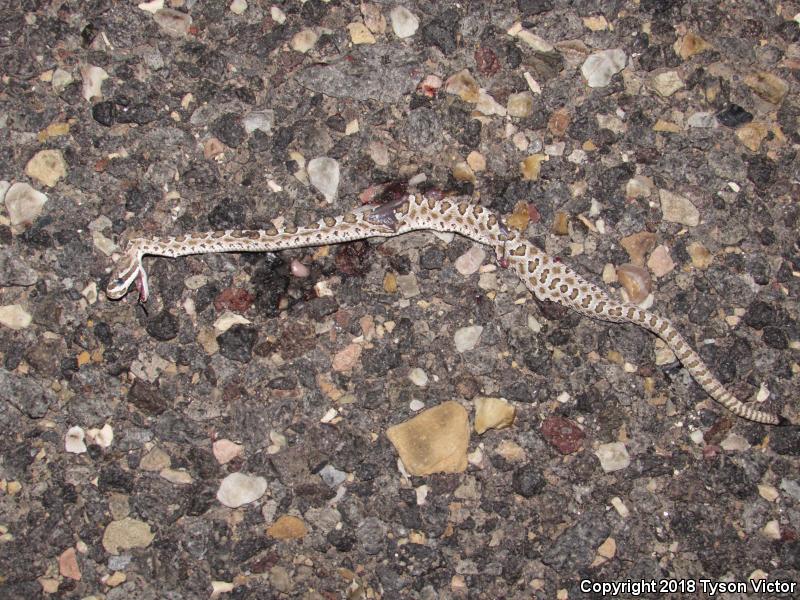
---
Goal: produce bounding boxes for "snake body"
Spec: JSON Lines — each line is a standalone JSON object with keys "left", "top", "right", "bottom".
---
{"left": 107, "top": 194, "right": 784, "bottom": 425}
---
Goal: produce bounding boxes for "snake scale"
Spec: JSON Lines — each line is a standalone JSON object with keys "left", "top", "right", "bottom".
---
{"left": 107, "top": 194, "right": 785, "bottom": 425}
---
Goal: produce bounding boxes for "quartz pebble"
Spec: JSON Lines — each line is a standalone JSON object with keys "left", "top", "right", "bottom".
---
{"left": 390, "top": 6, "right": 419, "bottom": 39}
{"left": 65, "top": 426, "right": 87, "bottom": 454}
{"left": 4, "top": 182, "right": 48, "bottom": 231}
{"left": 507, "top": 92, "right": 534, "bottom": 117}
{"left": 651, "top": 71, "right": 684, "bottom": 97}
{"left": 292, "top": 29, "right": 318, "bottom": 53}
{"left": 660, "top": 189, "right": 699, "bottom": 227}
{"left": 307, "top": 157, "right": 340, "bottom": 202}
{"left": 229, "top": 0, "right": 247, "bottom": 15}
{"left": 687, "top": 241, "right": 713, "bottom": 269}
{"left": 581, "top": 49, "right": 627, "bottom": 87}
{"left": 474, "top": 397, "right": 515, "bottom": 434}
{"left": 454, "top": 245, "right": 486, "bottom": 275}
{"left": 386, "top": 401, "right": 469, "bottom": 475}
{"left": 81, "top": 65, "right": 108, "bottom": 101}
{"left": 0, "top": 304, "right": 32, "bottom": 330}
{"left": 454, "top": 325, "right": 482, "bottom": 352}
{"left": 595, "top": 442, "right": 630, "bottom": 472}
{"left": 216, "top": 472, "right": 267, "bottom": 508}
{"left": 409, "top": 367, "right": 428, "bottom": 387}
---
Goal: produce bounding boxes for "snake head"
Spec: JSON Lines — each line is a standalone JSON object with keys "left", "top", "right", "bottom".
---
{"left": 106, "top": 249, "right": 149, "bottom": 301}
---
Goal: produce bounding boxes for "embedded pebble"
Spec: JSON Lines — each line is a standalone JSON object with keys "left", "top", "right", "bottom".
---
{"left": 51, "top": 68, "right": 73, "bottom": 91}
{"left": 736, "top": 122, "right": 769, "bottom": 152}
{"left": 617, "top": 263, "right": 652, "bottom": 305}
{"left": 160, "top": 468, "right": 193, "bottom": 485}
{"left": 291, "top": 29, "right": 318, "bottom": 53}
{"left": 651, "top": 71, "right": 684, "bottom": 97}
{"left": 213, "top": 311, "right": 251, "bottom": 332}
{"left": 332, "top": 343, "right": 362, "bottom": 372}
{"left": 720, "top": 433, "right": 750, "bottom": 452}
{"left": 454, "top": 325, "right": 482, "bottom": 352}
{"left": 520, "top": 154, "right": 548, "bottom": 181}
{"left": 620, "top": 231, "right": 656, "bottom": 265}
{"left": 390, "top": 6, "right": 419, "bottom": 39}
{"left": 455, "top": 245, "right": 486, "bottom": 275}
{"left": 687, "top": 112, "right": 717, "bottom": 128}
{"left": 452, "top": 162, "right": 475, "bottom": 183}
{"left": 290, "top": 259, "right": 310, "bottom": 278}
{"left": 409, "top": 367, "right": 428, "bottom": 387}
{"left": 270, "top": 6, "right": 286, "bottom": 23}
{"left": 140, "top": 447, "right": 171, "bottom": 471}
{"left": 243, "top": 110, "right": 274, "bottom": 134}
{"left": 474, "top": 397, "right": 515, "bottom": 434}
{"left": 86, "top": 423, "right": 114, "bottom": 448}
{"left": 217, "top": 472, "right": 267, "bottom": 508}
{"left": 396, "top": 273, "right": 420, "bottom": 298}
{"left": 153, "top": 8, "right": 192, "bottom": 37}
{"left": 467, "top": 151, "right": 486, "bottom": 172}
{"left": 348, "top": 22, "right": 376, "bottom": 45}
{"left": 581, "top": 49, "right": 627, "bottom": 88}
{"left": 102, "top": 518, "right": 155, "bottom": 555}
{"left": 444, "top": 69, "right": 479, "bottom": 102}
{"left": 507, "top": 92, "right": 534, "bottom": 118}
{"left": 59, "top": 548, "right": 81, "bottom": 581}
{"left": 744, "top": 71, "right": 788, "bottom": 105}
{"left": 675, "top": 32, "right": 711, "bottom": 59}
{"left": 229, "top": 0, "right": 247, "bottom": 15}
{"left": 594, "top": 442, "right": 630, "bottom": 472}
{"left": 81, "top": 65, "right": 108, "bottom": 101}
{"left": 541, "top": 417, "right": 585, "bottom": 454}
{"left": 4, "top": 182, "right": 48, "bottom": 231}
{"left": 319, "top": 464, "right": 347, "bottom": 487}
{"left": 647, "top": 245, "right": 674, "bottom": 278}
{"left": 0, "top": 304, "right": 32, "bottom": 330}
{"left": 307, "top": 157, "right": 340, "bottom": 202}
{"left": 758, "top": 484, "right": 779, "bottom": 502}
{"left": 687, "top": 241, "right": 713, "bottom": 269}
{"left": 361, "top": 3, "right": 386, "bottom": 34}
{"left": 660, "top": 189, "right": 699, "bottom": 227}
{"left": 267, "top": 515, "right": 307, "bottom": 540}
{"left": 25, "top": 149, "right": 67, "bottom": 187}
{"left": 762, "top": 520, "right": 781, "bottom": 540}
{"left": 0, "top": 250, "right": 36, "bottom": 286}
{"left": 625, "top": 175, "right": 654, "bottom": 199}
{"left": 213, "top": 439, "right": 243, "bottom": 464}
{"left": 475, "top": 90, "right": 506, "bottom": 116}
{"left": 409, "top": 399, "right": 425, "bottom": 411}
{"left": 386, "top": 401, "right": 469, "bottom": 475}
{"left": 65, "top": 426, "right": 87, "bottom": 454}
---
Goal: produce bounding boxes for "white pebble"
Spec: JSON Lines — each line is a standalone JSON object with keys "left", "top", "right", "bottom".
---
{"left": 65, "top": 426, "right": 87, "bottom": 454}
{"left": 581, "top": 49, "right": 627, "bottom": 88}
{"left": 216, "top": 472, "right": 267, "bottom": 508}
{"left": 86, "top": 423, "right": 114, "bottom": 448}
{"left": 214, "top": 311, "right": 251, "bottom": 332}
{"left": 213, "top": 439, "right": 244, "bottom": 464}
{"left": 229, "top": 0, "right": 247, "bottom": 15}
{"left": 307, "top": 157, "right": 340, "bottom": 202}
{"left": 80, "top": 65, "right": 108, "bottom": 101}
{"left": 243, "top": 110, "right": 274, "bottom": 134}
{"left": 290, "top": 259, "right": 310, "bottom": 278}
{"left": 408, "top": 368, "right": 429, "bottom": 387}
{"left": 454, "top": 245, "right": 486, "bottom": 275}
{"left": 409, "top": 399, "right": 425, "bottom": 412}
{"left": 389, "top": 6, "right": 419, "bottom": 39}
{"left": 4, "top": 182, "right": 48, "bottom": 231}
{"left": 454, "top": 325, "right": 483, "bottom": 352}
{"left": 594, "top": 442, "right": 630, "bottom": 472}
{"left": 0, "top": 304, "right": 32, "bottom": 330}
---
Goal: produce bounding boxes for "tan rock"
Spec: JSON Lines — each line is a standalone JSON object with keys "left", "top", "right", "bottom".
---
{"left": 102, "top": 518, "right": 155, "bottom": 555}
{"left": 444, "top": 69, "right": 479, "bottom": 103}
{"left": 59, "top": 547, "right": 81, "bottom": 580}
{"left": 736, "top": 122, "right": 768, "bottom": 152}
{"left": 474, "top": 397, "right": 515, "bottom": 434}
{"left": 687, "top": 241, "right": 713, "bottom": 269}
{"left": 347, "top": 22, "right": 376, "bottom": 44}
{"left": 452, "top": 162, "right": 476, "bottom": 183}
{"left": 647, "top": 244, "right": 674, "bottom": 277}
{"left": 332, "top": 343, "right": 362, "bottom": 372}
{"left": 267, "top": 515, "right": 307, "bottom": 540}
{"left": 507, "top": 92, "right": 534, "bottom": 118}
{"left": 466, "top": 151, "right": 485, "bottom": 172}
{"left": 213, "top": 439, "right": 244, "bottom": 464}
{"left": 552, "top": 211, "right": 570, "bottom": 235}
{"left": 386, "top": 401, "right": 469, "bottom": 475}
{"left": 653, "top": 119, "right": 681, "bottom": 132}
{"left": 520, "top": 154, "right": 548, "bottom": 181}
{"left": 675, "top": 32, "right": 711, "bottom": 59}
{"left": 140, "top": 446, "right": 171, "bottom": 471}
{"left": 506, "top": 202, "right": 530, "bottom": 231}
{"left": 25, "top": 149, "right": 67, "bottom": 187}
{"left": 291, "top": 28, "right": 318, "bottom": 53}
{"left": 617, "top": 263, "right": 652, "bottom": 305}
{"left": 625, "top": 175, "right": 654, "bottom": 198}
{"left": 360, "top": 2, "right": 386, "bottom": 34}
{"left": 0, "top": 304, "right": 32, "bottom": 330}
{"left": 744, "top": 70, "right": 788, "bottom": 105}
{"left": 548, "top": 108, "right": 570, "bottom": 137}
{"left": 620, "top": 232, "right": 656, "bottom": 265}
{"left": 651, "top": 71, "right": 684, "bottom": 97}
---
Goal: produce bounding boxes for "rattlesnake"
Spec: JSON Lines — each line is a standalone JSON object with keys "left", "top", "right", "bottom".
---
{"left": 106, "top": 194, "right": 785, "bottom": 425}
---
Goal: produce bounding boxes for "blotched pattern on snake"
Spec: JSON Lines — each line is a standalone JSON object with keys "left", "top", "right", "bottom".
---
{"left": 106, "top": 194, "right": 785, "bottom": 425}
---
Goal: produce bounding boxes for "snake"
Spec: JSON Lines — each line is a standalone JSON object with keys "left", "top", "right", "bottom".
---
{"left": 106, "top": 194, "right": 785, "bottom": 425}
